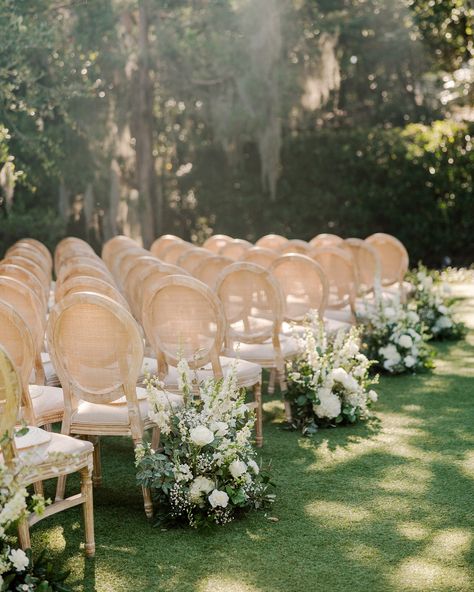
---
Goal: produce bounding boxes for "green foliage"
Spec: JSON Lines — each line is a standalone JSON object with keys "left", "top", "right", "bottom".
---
{"left": 1, "top": 548, "right": 72, "bottom": 592}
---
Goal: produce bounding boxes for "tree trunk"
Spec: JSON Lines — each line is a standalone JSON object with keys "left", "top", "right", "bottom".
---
{"left": 135, "top": 0, "right": 155, "bottom": 247}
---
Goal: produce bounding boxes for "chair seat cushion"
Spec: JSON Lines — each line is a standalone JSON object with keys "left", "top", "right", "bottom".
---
{"left": 28, "top": 385, "right": 64, "bottom": 419}
{"left": 324, "top": 317, "right": 352, "bottom": 334}
{"left": 223, "top": 335, "right": 301, "bottom": 367}
{"left": 141, "top": 356, "right": 262, "bottom": 390}
{"left": 71, "top": 387, "right": 182, "bottom": 426}
{"left": 40, "top": 352, "right": 61, "bottom": 387}
{"left": 324, "top": 307, "right": 355, "bottom": 324}
{"left": 382, "top": 280, "right": 414, "bottom": 297}
{"left": 12, "top": 427, "right": 93, "bottom": 465}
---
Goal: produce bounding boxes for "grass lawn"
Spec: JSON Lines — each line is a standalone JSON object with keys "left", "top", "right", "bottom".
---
{"left": 33, "top": 286, "right": 474, "bottom": 592}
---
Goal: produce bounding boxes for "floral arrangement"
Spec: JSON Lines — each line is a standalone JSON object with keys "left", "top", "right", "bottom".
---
{"left": 360, "top": 298, "right": 434, "bottom": 374}
{"left": 0, "top": 432, "right": 71, "bottom": 592}
{"left": 285, "top": 314, "right": 379, "bottom": 435}
{"left": 135, "top": 360, "right": 275, "bottom": 528}
{"left": 408, "top": 265, "right": 466, "bottom": 341}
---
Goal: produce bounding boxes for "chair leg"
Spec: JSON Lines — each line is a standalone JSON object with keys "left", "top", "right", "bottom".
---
{"left": 277, "top": 368, "right": 292, "bottom": 423}
{"left": 253, "top": 382, "right": 263, "bottom": 448}
{"left": 55, "top": 475, "right": 67, "bottom": 501}
{"left": 142, "top": 485, "right": 154, "bottom": 520}
{"left": 80, "top": 464, "right": 95, "bottom": 558}
{"left": 267, "top": 368, "right": 276, "bottom": 394}
{"left": 33, "top": 480, "right": 44, "bottom": 497}
{"left": 92, "top": 436, "right": 102, "bottom": 487}
{"left": 151, "top": 427, "right": 161, "bottom": 451}
{"left": 17, "top": 517, "right": 31, "bottom": 550}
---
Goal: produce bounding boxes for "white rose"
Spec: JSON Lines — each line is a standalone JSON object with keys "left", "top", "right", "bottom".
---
{"left": 208, "top": 489, "right": 229, "bottom": 508}
{"left": 248, "top": 459, "right": 260, "bottom": 475}
{"left": 189, "top": 476, "right": 214, "bottom": 502}
{"left": 314, "top": 389, "right": 341, "bottom": 419}
{"left": 9, "top": 548, "right": 29, "bottom": 571}
{"left": 404, "top": 355, "right": 416, "bottom": 368}
{"left": 407, "top": 311, "right": 419, "bottom": 323}
{"left": 229, "top": 459, "right": 247, "bottom": 479}
{"left": 368, "top": 390, "right": 378, "bottom": 403}
{"left": 437, "top": 304, "right": 448, "bottom": 315}
{"left": 435, "top": 315, "right": 453, "bottom": 330}
{"left": 189, "top": 425, "right": 214, "bottom": 447}
{"left": 379, "top": 344, "right": 401, "bottom": 364}
{"left": 212, "top": 421, "right": 229, "bottom": 437}
{"left": 398, "top": 334, "right": 413, "bottom": 349}
{"left": 331, "top": 367, "right": 349, "bottom": 383}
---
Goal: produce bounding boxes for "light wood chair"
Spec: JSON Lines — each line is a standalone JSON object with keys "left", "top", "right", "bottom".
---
{"left": 137, "top": 262, "right": 189, "bottom": 323}
{"left": 55, "top": 263, "right": 116, "bottom": 294}
{"left": 122, "top": 256, "right": 162, "bottom": 319}
{"left": 142, "top": 275, "right": 263, "bottom": 446}
{"left": 215, "top": 262, "right": 300, "bottom": 421}
{"left": 310, "top": 246, "right": 357, "bottom": 325}
{"left": 270, "top": 254, "right": 328, "bottom": 328}
{"left": 101, "top": 235, "right": 138, "bottom": 272}
{"left": 177, "top": 247, "right": 214, "bottom": 273}
{"left": 159, "top": 241, "right": 193, "bottom": 266}
{"left": 15, "top": 238, "right": 53, "bottom": 269}
{"left": 255, "top": 234, "right": 288, "bottom": 251}
{"left": 150, "top": 235, "right": 183, "bottom": 259}
{"left": 345, "top": 238, "right": 381, "bottom": 299}
{"left": 242, "top": 247, "right": 279, "bottom": 269}
{"left": 365, "top": 233, "right": 410, "bottom": 300}
{"left": 0, "top": 263, "right": 48, "bottom": 313}
{"left": 46, "top": 292, "right": 182, "bottom": 517}
{"left": 0, "top": 344, "right": 95, "bottom": 557}
{"left": 113, "top": 247, "right": 149, "bottom": 287}
{"left": 55, "top": 275, "right": 131, "bottom": 311}
{"left": 193, "top": 255, "right": 233, "bottom": 289}
{"left": 309, "top": 233, "right": 344, "bottom": 249}
{"left": 202, "top": 234, "right": 233, "bottom": 253}
{"left": 279, "top": 239, "right": 310, "bottom": 255}
{"left": 219, "top": 239, "right": 252, "bottom": 261}
{"left": 55, "top": 237, "right": 95, "bottom": 274}
{"left": 2, "top": 255, "right": 50, "bottom": 300}
{"left": 6, "top": 244, "right": 51, "bottom": 277}
{"left": 0, "top": 299, "right": 63, "bottom": 428}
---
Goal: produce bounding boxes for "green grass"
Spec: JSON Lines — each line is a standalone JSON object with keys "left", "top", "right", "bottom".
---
{"left": 33, "top": 287, "right": 474, "bottom": 592}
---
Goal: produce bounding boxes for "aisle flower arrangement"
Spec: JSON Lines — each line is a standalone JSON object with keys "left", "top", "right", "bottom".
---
{"left": 285, "top": 314, "right": 379, "bottom": 435}
{"left": 135, "top": 361, "right": 275, "bottom": 528}
{"left": 408, "top": 265, "right": 466, "bottom": 340}
{"left": 360, "top": 298, "right": 434, "bottom": 374}
{"left": 0, "top": 433, "right": 71, "bottom": 591}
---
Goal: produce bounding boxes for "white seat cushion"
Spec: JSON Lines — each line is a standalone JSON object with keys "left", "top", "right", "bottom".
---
{"left": 324, "top": 317, "right": 352, "bottom": 334}
{"left": 12, "top": 427, "right": 93, "bottom": 465}
{"left": 223, "top": 335, "right": 301, "bottom": 367}
{"left": 382, "top": 280, "right": 414, "bottom": 297}
{"left": 40, "top": 352, "right": 61, "bottom": 387}
{"left": 71, "top": 387, "right": 182, "bottom": 426}
{"left": 28, "top": 385, "right": 64, "bottom": 418}
{"left": 142, "top": 356, "right": 262, "bottom": 389}
{"left": 281, "top": 322, "right": 306, "bottom": 336}
{"left": 324, "top": 307, "right": 354, "bottom": 324}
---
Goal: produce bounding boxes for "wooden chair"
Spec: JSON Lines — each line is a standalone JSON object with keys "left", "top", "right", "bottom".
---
{"left": 0, "top": 263, "right": 48, "bottom": 313}
{"left": 55, "top": 275, "right": 131, "bottom": 311}
{"left": 136, "top": 262, "right": 188, "bottom": 322}
{"left": 55, "top": 263, "right": 116, "bottom": 294}
{"left": 310, "top": 246, "right": 357, "bottom": 325}
{"left": 113, "top": 247, "right": 149, "bottom": 287}
{"left": 345, "top": 238, "right": 381, "bottom": 298}
{"left": 177, "top": 247, "right": 214, "bottom": 273}
{"left": 193, "top": 255, "right": 233, "bottom": 289}
{"left": 365, "top": 233, "right": 410, "bottom": 300}
{"left": 6, "top": 244, "right": 51, "bottom": 277}
{"left": 12, "top": 238, "right": 53, "bottom": 272}
{"left": 101, "top": 235, "right": 138, "bottom": 272}
{"left": 202, "top": 234, "right": 233, "bottom": 253}
{"left": 46, "top": 292, "right": 182, "bottom": 517}
{"left": 150, "top": 235, "right": 183, "bottom": 259}
{"left": 0, "top": 345, "right": 95, "bottom": 557}
{"left": 2, "top": 255, "right": 50, "bottom": 300}
{"left": 279, "top": 239, "right": 310, "bottom": 255}
{"left": 142, "top": 275, "right": 263, "bottom": 446}
{"left": 219, "top": 239, "right": 252, "bottom": 261}
{"left": 160, "top": 241, "right": 193, "bottom": 266}
{"left": 215, "top": 262, "right": 300, "bottom": 421}
{"left": 242, "top": 247, "right": 279, "bottom": 269}
{"left": 0, "top": 299, "right": 63, "bottom": 428}
{"left": 309, "top": 233, "right": 344, "bottom": 249}
{"left": 122, "top": 256, "right": 162, "bottom": 319}
{"left": 255, "top": 234, "right": 288, "bottom": 251}
{"left": 55, "top": 237, "right": 95, "bottom": 274}
{"left": 270, "top": 254, "right": 328, "bottom": 327}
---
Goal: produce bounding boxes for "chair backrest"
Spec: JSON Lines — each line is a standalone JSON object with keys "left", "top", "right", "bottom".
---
{"left": 309, "top": 233, "right": 344, "bottom": 249}
{"left": 7, "top": 244, "right": 50, "bottom": 276}
{"left": 55, "top": 237, "right": 94, "bottom": 273}
{"left": 101, "top": 235, "right": 137, "bottom": 269}
{"left": 193, "top": 255, "right": 233, "bottom": 289}
{"left": 150, "top": 235, "right": 183, "bottom": 259}
{"left": 345, "top": 238, "right": 381, "bottom": 295}
{"left": 142, "top": 275, "right": 225, "bottom": 378}
{"left": 270, "top": 254, "right": 328, "bottom": 322}
{"left": 279, "top": 239, "right": 310, "bottom": 255}
{"left": 140, "top": 263, "right": 190, "bottom": 321}
{"left": 365, "top": 233, "right": 409, "bottom": 287}
{"left": 310, "top": 246, "right": 357, "bottom": 312}
{"left": 56, "top": 263, "right": 115, "bottom": 291}
{"left": 3, "top": 255, "right": 50, "bottom": 295}
{"left": 219, "top": 239, "right": 252, "bottom": 261}
{"left": 255, "top": 234, "right": 288, "bottom": 251}
{"left": 15, "top": 238, "right": 53, "bottom": 270}
{"left": 0, "top": 299, "right": 36, "bottom": 394}
{"left": 242, "top": 247, "right": 279, "bottom": 269}
{"left": 0, "top": 276, "right": 45, "bottom": 352}
{"left": 55, "top": 275, "right": 131, "bottom": 310}
{"left": 0, "top": 345, "right": 22, "bottom": 453}
{"left": 122, "top": 256, "right": 161, "bottom": 316}
{"left": 0, "top": 263, "right": 48, "bottom": 312}
{"left": 215, "top": 262, "right": 283, "bottom": 346}
{"left": 47, "top": 292, "right": 144, "bottom": 404}
{"left": 177, "top": 247, "right": 214, "bottom": 273}
{"left": 202, "top": 234, "right": 233, "bottom": 254}
{"left": 114, "top": 247, "right": 149, "bottom": 285}
{"left": 160, "top": 241, "right": 193, "bottom": 265}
